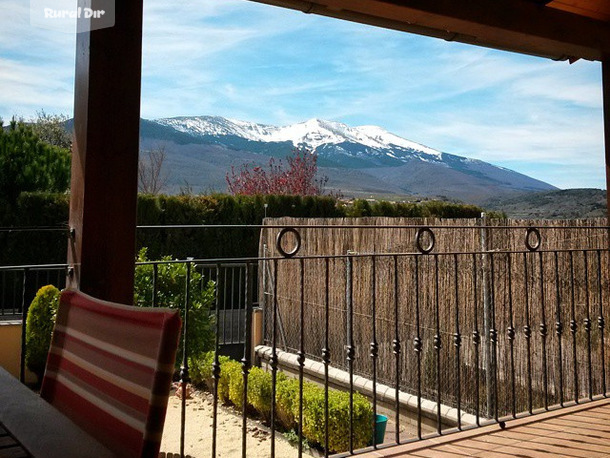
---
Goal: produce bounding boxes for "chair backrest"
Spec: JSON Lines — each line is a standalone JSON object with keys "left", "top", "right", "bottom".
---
{"left": 41, "top": 289, "right": 181, "bottom": 458}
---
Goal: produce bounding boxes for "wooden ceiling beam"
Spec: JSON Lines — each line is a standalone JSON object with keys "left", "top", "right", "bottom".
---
{"left": 253, "top": 0, "right": 610, "bottom": 61}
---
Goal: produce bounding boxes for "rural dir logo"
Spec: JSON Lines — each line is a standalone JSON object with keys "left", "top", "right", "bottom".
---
{"left": 31, "top": 0, "right": 115, "bottom": 33}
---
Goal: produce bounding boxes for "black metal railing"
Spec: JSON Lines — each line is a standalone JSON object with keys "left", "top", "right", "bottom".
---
{"left": 0, "top": 263, "right": 69, "bottom": 383}
{"left": 5, "top": 221, "right": 610, "bottom": 457}
{"left": 197, "top": 263, "right": 258, "bottom": 347}
{"left": 163, "top": 223, "right": 610, "bottom": 457}
{"left": 0, "top": 264, "right": 68, "bottom": 318}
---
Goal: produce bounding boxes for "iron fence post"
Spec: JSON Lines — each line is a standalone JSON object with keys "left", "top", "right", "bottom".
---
{"left": 480, "top": 213, "right": 494, "bottom": 418}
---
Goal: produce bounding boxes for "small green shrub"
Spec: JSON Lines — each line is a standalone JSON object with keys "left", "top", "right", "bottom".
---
{"left": 134, "top": 248, "right": 216, "bottom": 364}
{"left": 248, "top": 367, "right": 286, "bottom": 422}
{"left": 25, "top": 285, "right": 60, "bottom": 382}
{"left": 218, "top": 359, "right": 241, "bottom": 404}
{"left": 247, "top": 367, "right": 271, "bottom": 419}
{"left": 228, "top": 362, "right": 245, "bottom": 408}
{"left": 189, "top": 351, "right": 230, "bottom": 389}
{"left": 298, "top": 385, "right": 373, "bottom": 453}
{"left": 276, "top": 377, "right": 300, "bottom": 430}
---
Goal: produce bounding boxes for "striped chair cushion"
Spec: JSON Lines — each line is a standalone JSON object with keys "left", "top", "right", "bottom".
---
{"left": 40, "top": 289, "right": 181, "bottom": 458}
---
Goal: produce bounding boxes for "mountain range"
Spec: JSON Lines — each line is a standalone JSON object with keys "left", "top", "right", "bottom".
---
{"left": 137, "top": 115, "right": 557, "bottom": 204}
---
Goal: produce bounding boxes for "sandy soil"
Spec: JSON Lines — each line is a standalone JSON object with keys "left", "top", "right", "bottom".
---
{"left": 160, "top": 389, "right": 307, "bottom": 457}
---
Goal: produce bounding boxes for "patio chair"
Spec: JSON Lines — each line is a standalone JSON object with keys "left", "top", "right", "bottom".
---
{"left": 40, "top": 289, "right": 181, "bottom": 458}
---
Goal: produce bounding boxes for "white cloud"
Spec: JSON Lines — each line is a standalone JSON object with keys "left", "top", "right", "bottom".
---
{"left": 0, "top": 1, "right": 75, "bottom": 119}
{"left": 510, "top": 68, "right": 602, "bottom": 108}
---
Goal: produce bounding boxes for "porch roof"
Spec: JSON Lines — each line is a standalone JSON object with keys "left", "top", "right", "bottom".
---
{"left": 251, "top": 0, "right": 610, "bottom": 61}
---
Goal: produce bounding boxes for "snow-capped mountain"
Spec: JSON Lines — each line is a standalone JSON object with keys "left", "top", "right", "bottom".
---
{"left": 157, "top": 116, "right": 441, "bottom": 158}
{"left": 155, "top": 116, "right": 444, "bottom": 166}
{"left": 140, "top": 115, "right": 557, "bottom": 203}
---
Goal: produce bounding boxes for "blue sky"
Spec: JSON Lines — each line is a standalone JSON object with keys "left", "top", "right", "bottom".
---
{"left": 0, "top": 0, "right": 604, "bottom": 189}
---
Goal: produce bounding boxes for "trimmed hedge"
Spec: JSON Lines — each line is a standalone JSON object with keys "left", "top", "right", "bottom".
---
{"left": 218, "top": 359, "right": 242, "bottom": 404}
{"left": 0, "top": 192, "right": 493, "bottom": 265}
{"left": 247, "top": 366, "right": 274, "bottom": 420}
{"left": 299, "top": 384, "right": 373, "bottom": 452}
{"left": 276, "top": 377, "right": 300, "bottom": 430}
{"left": 248, "top": 368, "right": 290, "bottom": 422}
{"left": 0, "top": 192, "right": 69, "bottom": 265}
{"left": 191, "top": 352, "right": 374, "bottom": 453}
{"left": 136, "top": 194, "right": 343, "bottom": 260}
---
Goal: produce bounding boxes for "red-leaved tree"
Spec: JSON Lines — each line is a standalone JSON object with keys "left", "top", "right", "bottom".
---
{"left": 226, "top": 148, "right": 330, "bottom": 195}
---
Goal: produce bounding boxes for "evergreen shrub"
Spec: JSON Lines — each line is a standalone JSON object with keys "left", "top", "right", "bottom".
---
{"left": 189, "top": 351, "right": 230, "bottom": 389}
{"left": 248, "top": 366, "right": 287, "bottom": 422}
{"left": 1, "top": 192, "right": 491, "bottom": 265}
{"left": 133, "top": 248, "right": 216, "bottom": 363}
{"left": 298, "top": 385, "right": 373, "bottom": 452}
{"left": 276, "top": 377, "right": 300, "bottom": 430}
{"left": 25, "top": 285, "right": 60, "bottom": 383}
{"left": 218, "top": 359, "right": 242, "bottom": 404}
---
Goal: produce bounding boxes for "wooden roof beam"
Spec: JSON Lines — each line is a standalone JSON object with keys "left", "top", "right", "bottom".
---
{"left": 253, "top": 0, "right": 610, "bottom": 61}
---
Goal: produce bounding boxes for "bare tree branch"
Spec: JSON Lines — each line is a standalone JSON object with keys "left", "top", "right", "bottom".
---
{"left": 138, "top": 144, "right": 169, "bottom": 194}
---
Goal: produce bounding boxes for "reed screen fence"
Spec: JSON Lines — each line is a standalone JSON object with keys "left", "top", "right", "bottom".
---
{"left": 260, "top": 217, "right": 610, "bottom": 422}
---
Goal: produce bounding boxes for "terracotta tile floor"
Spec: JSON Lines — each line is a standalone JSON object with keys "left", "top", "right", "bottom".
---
{"left": 360, "top": 397, "right": 610, "bottom": 457}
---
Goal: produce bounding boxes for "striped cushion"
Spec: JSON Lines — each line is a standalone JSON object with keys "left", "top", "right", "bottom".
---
{"left": 40, "top": 289, "right": 181, "bottom": 458}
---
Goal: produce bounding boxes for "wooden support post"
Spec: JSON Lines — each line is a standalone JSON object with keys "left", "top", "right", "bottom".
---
{"left": 251, "top": 307, "right": 263, "bottom": 364}
{"left": 603, "top": 58, "right": 610, "bottom": 221}
{"left": 67, "top": 0, "right": 143, "bottom": 304}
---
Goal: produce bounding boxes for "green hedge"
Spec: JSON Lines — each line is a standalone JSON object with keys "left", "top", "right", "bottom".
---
{"left": 276, "top": 377, "right": 300, "bottom": 430}
{"left": 0, "top": 192, "right": 492, "bottom": 265}
{"left": 247, "top": 367, "right": 291, "bottom": 422}
{"left": 136, "top": 193, "right": 343, "bottom": 260}
{"left": 0, "top": 192, "right": 69, "bottom": 265}
{"left": 191, "top": 352, "right": 374, "bottom": 453}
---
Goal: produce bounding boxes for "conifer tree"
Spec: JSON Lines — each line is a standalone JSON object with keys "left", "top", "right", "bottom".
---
{"left": 0, "top": 118, "right": 71, "bottom": 204}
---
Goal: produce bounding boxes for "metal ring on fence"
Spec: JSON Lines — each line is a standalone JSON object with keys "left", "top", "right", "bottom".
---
{"left": 276, "top": 227, "right": 301, "bottom": 258}
{"left": 525, "top": 227, "right": 541, "bottom": 251}
{"left": 415, "top": 227, "right": 435, "bottom": 254}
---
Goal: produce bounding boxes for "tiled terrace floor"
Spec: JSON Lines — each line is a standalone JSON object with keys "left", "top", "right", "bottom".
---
{"left": 361, "top": 397, "right": 610, "bottom": 457}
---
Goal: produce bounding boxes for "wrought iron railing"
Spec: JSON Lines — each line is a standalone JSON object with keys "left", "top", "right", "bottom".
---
{"left": 5, "top": 221, "right": 610, "bottom": 457}
{"left": 0, "top": 264, "right": 68, "bottom": 318}
{"left": 173, "top": 222, "right": 610, "bottom": 457}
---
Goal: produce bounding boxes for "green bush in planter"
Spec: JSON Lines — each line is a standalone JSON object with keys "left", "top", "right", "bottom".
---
{"left": 193, "top": 355, "right": 373, "bottom": 453}
{"left": 246, "top": 367, "right": 270, "bottom": 419}
{"left": 25, "top": 285, "right": 60, "bottom": 382}
{"left": 297, "top": 384, "right": 373, "bottom": 453}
